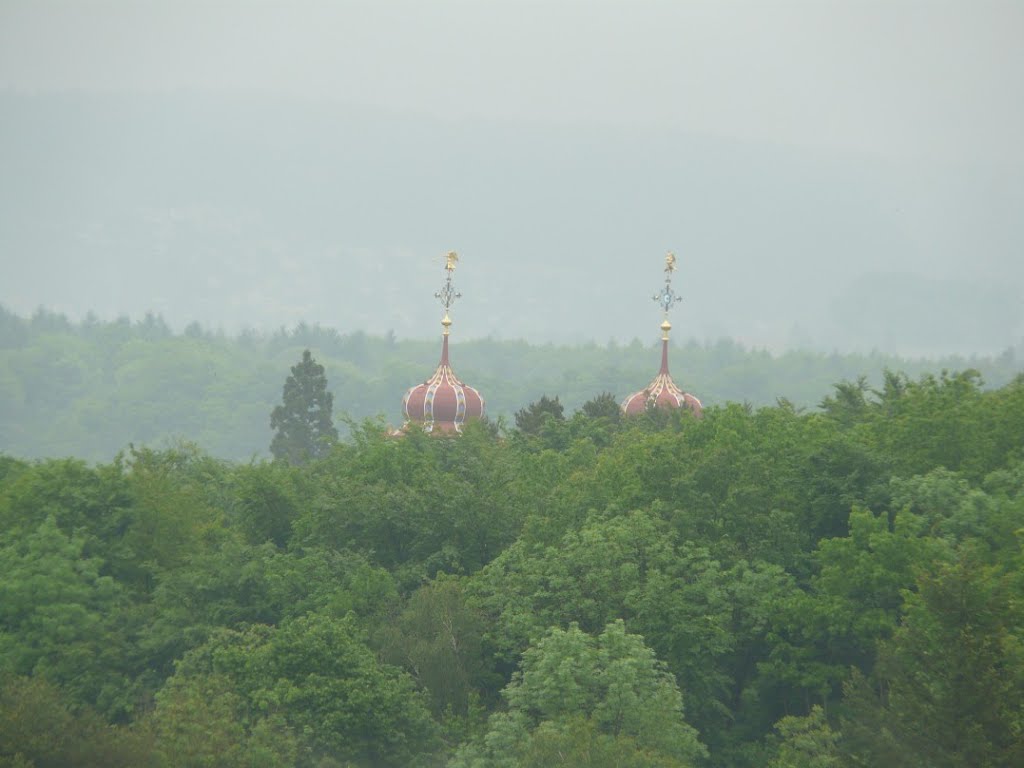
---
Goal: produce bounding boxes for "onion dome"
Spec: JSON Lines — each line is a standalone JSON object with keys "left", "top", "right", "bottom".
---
{"left": 621, "top": 252, "right": 703, "bottom": 417}
{"left": 401, "top": 251, "right": 485, "bottom": 433}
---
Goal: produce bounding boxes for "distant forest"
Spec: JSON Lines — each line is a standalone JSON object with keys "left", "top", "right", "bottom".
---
{"left": 1, "top": 304, "right": 1022, "bottom": 461}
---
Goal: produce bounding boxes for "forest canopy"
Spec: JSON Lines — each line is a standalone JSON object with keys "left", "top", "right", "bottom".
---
{"left": 1, "top": 320, "right": 1023, "bottom": 765}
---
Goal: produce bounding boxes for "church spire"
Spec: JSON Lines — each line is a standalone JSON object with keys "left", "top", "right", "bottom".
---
{"left": 401, "top": 251, "right": 485, "bottom": 433}
{"left": 621, "top": 251, "right": 702, "bottom": 417}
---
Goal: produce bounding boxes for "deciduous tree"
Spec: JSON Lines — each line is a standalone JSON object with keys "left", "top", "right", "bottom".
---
{"left": 451, "top": 621, "right": 705, "bottom": 767}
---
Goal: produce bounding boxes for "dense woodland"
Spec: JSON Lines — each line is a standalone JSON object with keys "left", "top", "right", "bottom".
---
{"left": 2, "top": 305, "right": 1022, "bottom": 462}
{"left": 2, "top": 304, "right": 1023, "bottom": 766}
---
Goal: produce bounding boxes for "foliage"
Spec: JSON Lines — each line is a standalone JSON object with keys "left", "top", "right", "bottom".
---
{"left": 0, "top": 674, "right": 154, "bottom": 768}
{"left": 840, "top": 544, "right": 1024, "bottom": 767}
{"left": 166, "top": 613, "right": 439, "bottom": 767}
{"left": 514, "top": 395, "right": 565, "bottom": 436}
{"left": 293, "top": 420, "right": 527, "bottom": 586}
{"left": 579, "top": 391, "right": 622, "bottom": 421}
{"left": 270, "top": 349, "right": 339, "bottom": 464}
{"left": 0, "top": 517, "right": 136, "bottom": 718}
{"left": 1, "top": 349, "right": 1024, "bottom": 766}
{"left": 451, "top": 621, "right": 706, "bottom": 767}
{"left": 233, "top": 460, "right": 302, "bottom": 547}
{"left": 469, "top": 507, "right": 759, "bottom": 742}
{"left": 767, "top": 706, "right": 839, "bottom": 768}
{"left": 376, "top": 576, "right": 496, "bottom": 717}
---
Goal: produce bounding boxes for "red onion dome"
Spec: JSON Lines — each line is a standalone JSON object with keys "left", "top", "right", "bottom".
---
{"left": 621, "top": 336, "right": 703, "bottom": 417}
{"left": 402, "top": 334, "right": 485, "bottom": 433}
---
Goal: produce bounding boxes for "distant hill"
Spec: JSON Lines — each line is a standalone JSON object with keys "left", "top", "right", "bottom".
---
{"left": 1, "top": 91, "right": 1022, "bottom": 355}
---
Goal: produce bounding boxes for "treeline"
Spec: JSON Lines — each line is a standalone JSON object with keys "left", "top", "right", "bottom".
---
{"left": 2, "top": 365, "right": 1023, "bottom": 766}
{"left": 2, "top": 304, "right": 1022, "bottom": 462}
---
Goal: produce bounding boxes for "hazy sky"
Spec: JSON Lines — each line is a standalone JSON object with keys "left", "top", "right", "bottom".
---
{"left": 4, "top": 1, "right": 1021, "bottom": 162}
{"left": 1, "top": 1, "right": 1022, "bottom": 354}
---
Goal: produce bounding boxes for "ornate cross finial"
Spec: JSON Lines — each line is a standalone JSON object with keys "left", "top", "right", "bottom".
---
{"left": 653, "top": 251, "right": 682, "bottom": 313}
{"left": 435, "top": 251, "right": 462, "bottom": 335}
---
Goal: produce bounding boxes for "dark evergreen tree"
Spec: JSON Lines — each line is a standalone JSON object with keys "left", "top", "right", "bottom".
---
{"left": 514, "top": 394, "right": 565, "bottom": 435}
{"left": 579, "top": 391, "right": 622, "bottom": 422}
{"left": 269, "top": 349, "right": 338, "bottom": 464}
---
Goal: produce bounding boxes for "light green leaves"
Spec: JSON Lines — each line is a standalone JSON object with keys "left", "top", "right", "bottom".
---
{"left": 453, "top": 621, "right": 706, "bottom": 768}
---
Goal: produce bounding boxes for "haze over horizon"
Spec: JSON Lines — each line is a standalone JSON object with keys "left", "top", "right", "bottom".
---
{"left": 2, "top": 1, "right": 1022, "bottom": 356}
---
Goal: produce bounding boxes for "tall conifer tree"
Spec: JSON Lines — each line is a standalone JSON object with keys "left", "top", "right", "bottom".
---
{"left": 270, "top": 349, "right": 338, "bottom": 464}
